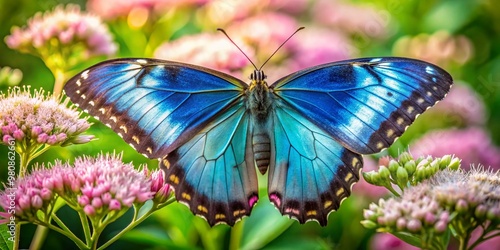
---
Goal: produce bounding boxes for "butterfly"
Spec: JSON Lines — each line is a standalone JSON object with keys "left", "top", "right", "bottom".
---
{"left": 64, "top": 53, "right": 452, "bottom": 226}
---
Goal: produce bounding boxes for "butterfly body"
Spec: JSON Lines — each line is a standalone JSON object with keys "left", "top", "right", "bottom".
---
{"left": 64, "top": 57, "right": 453, "bottom": 226}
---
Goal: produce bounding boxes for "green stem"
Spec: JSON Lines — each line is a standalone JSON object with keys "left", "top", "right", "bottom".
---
{"left": 79, "top": 209, "right": 93, "bottom": 244}
{"left": 97, "top": 208, "right": 154, "bottom": 250}
{"left": 29, "top": 144, "right": 52, "bottom": 162}
{"left": 29, "top": 226, "right": 49, "bottom": 250}
{"left": 46, "top": 216, "right": 88, "bottom": 249}
{"left": 52, "top": 69, "right": 67, "bottom": 98}
{"left": 13, "top": 148, "right": 30, "bottom": 249}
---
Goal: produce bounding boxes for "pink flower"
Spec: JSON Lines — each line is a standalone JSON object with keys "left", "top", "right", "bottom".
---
{"left": 0, "top": 153, "right": 166, "bottom": 224}
{"left": 69, "top": 153, "right": 154, "bottom": 215}
{"left": 5, "top": 4, "right": 117, "bottom": 65}
{"left": 0, "top": 167, "right": 60, "bottom": 222}
{"left": 410, "top": 127, "right": 500, "bottom": 170}
{"left": 0, "top": 86, "right": 93, "bottom": 148}
{"left": 149, "top": 170, "right": 172, "bottom": 203}
{"left": 87, "top": 0, "right": 210, "bottom": 20}
{"left": 200, "top": 0, "right": 308, "bottom": 26}
{"left": 371, "top": 233, "right": 420, "bottom": 250}
{"left": 154, "top": 32, "right": 252, "bottom": 78}
{"left": 312, "top": 0, "right": 389, "bottom": 38}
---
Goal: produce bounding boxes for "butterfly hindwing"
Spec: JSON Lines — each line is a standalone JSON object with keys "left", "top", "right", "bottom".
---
{"left": 271, "top": 57, "right": 453, "bottom": 154}
{"left": 161, "top": 101, "right": 258, "bottom": 226}
{"left": 64, "top": 58, "right": 246, "bottom": 158}
{"left": 268, "top": 102, "right": 363, "bottom": 225}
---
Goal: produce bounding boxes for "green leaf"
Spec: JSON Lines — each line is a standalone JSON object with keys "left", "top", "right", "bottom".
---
{"left": 0, "top": 224, "right": 14, "bottom": 250}
{"left": 121, "top": 227, "right": 197, "bottom": 250}
{"left": 392, "top": 232, "right": 422, "bottom": 248}
{"left": 238, "top": 200, "right": 294, "bottom": 250}
{"left": 423, "top": 0, "right": 478, "bottom": 32}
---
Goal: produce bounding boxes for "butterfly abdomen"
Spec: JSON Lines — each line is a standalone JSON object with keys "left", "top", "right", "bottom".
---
{"left": 253, "top": 132, "right": 271, "bottom": 174}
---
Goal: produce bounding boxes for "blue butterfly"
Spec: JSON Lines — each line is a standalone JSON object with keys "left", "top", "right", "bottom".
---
{"left": 64, "top": 56, "right": 452, "bottom": 226}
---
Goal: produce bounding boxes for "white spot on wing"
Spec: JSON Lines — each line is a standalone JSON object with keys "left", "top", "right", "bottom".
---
{"left": 370, "top": 58, "right": 382, "bottom": 62}
{"left": 136, "top": 59, "right": 148, "bottom": 64}
{"left": 425, "top": 66, "right": 435, "bottom": 75}
{"left": 76, "top": 79, "right": 82, "bottom": 86}
{"left": 89, "top": 101, "right": 95, "bottom": 106}
{"left": 81, "top": 70, "right": 90, "bottom": 79}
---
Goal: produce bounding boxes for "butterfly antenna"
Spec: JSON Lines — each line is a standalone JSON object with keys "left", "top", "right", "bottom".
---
{"left": 217, "top": 28, "right": 258, "bottom": 70}
{"left": 259, "top": 27, "right": 305, "bottom": 70}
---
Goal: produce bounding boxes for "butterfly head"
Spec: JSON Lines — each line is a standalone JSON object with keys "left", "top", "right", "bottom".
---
{"left": 250, "top": 70, "right": 267, "bottom": 83}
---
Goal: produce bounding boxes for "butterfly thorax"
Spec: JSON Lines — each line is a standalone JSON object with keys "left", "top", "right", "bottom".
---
{"left": 247, "top": 70, "right": 273, "bottom": 174}
{"left": 247, "top": 70, "right": 272, "bottom": 120}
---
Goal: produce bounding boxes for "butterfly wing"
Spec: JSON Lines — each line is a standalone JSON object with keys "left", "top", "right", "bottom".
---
{"left": 64, "top": 58, "right": 258, "bottom": 226}
{"left": 162, "top": 101, "right": 258, "bottom": 226}
{"left": 64, "top": 58, "right": 246, "bottom": 158}
{"left": 268, "top": 102, "right": 363, "bottom": 225}
{"left": 268, "top": 57, "right": 452, "bottom": 224}
{"left": 271, "top": 57, "right": 453, "bottom": 154}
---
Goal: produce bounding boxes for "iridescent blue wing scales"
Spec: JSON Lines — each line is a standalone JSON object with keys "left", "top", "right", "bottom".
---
{"left": 64, "top": 58, "right": 245, "bottom": 158}
{"left": 64, "top": 58, "right": 258, "bottom": 226}
{"left": 268, "top": 103, "right": 362, "bottom": 225}
{"left": 271, "top": 57, "right": 453, "bottom": 154}
{"left": 269, "top": 57, "right": 452, "bottom": 224}
{"left": 161, "top": 101, "right": 258, "bottom": 226}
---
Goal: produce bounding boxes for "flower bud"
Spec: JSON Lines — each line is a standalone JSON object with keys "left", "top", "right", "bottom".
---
{"left": 396, "top": 167, "right": 409, "bottom": 188}
{"left": 388, "top": 160, "right": 400, "bottom": 174}
{"left": 407, "top": 219, "right": 422, "bottom": 232}
{"left": 438, "top": 155, "right": 452, "bottom": 169}
{"left": 404, "top": 160, "right": 416, "bottom": 176}
{"left": 398, "top": 152, "right": 413, "bottom": 164}
{"left": 360, "top": 220, "right": 377, "bottom": 229}
{"left": 474, "top": 204, "right": 487, "bottom": 219}
{"left": 449, "top": 157, "right": 461, "bottom": 170}
{"left": 455, "top": 199, "right": 468, "bottom": 213}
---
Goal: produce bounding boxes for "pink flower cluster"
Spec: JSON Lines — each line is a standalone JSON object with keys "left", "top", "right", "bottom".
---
{"left": 0, "top": 153, "right": 171, "bottom": 223}
{"left": 0, "top": 168, "right": 57, "bottom": 223}
{"left": 5, "top": 4, "right": 117, "bottom": 59}
{"left": 87, "top": 0, "right": 209, "bottom": 20}
{"left": 0, "top": 86, "right": 93, "bottom": 147}
{"left": 155, "top": 33, "right": 251, "bottom": 78}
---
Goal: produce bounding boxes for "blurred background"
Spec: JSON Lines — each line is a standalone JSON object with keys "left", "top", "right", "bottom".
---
{"left": 0, "top": 0, "right": 499, "bottom": 249}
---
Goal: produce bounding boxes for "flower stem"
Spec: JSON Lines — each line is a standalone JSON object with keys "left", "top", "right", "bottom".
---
{"left": 97, "top": 208, "right": 154, "bottom": 250}
{"left": 14, "top": 148, "right": 30, "bottom": 249}
{"left": 52, "top": 68, "right": 67, "bottom": 98}
{"left": 78, "top": 209, "right": 92, "bottom": 244}
{"left": 29, "top": 226, "right": 49, "bottom": 250}
{"left": 44, "top": 216, "right": 88, "bottom": 249}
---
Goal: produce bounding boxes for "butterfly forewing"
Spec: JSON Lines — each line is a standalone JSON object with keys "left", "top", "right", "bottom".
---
{"left": 271, "top": 57, "right": 453, "bottom": 154}
{"left": 64, "top": 58, "right": 246, "bottom": 158}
